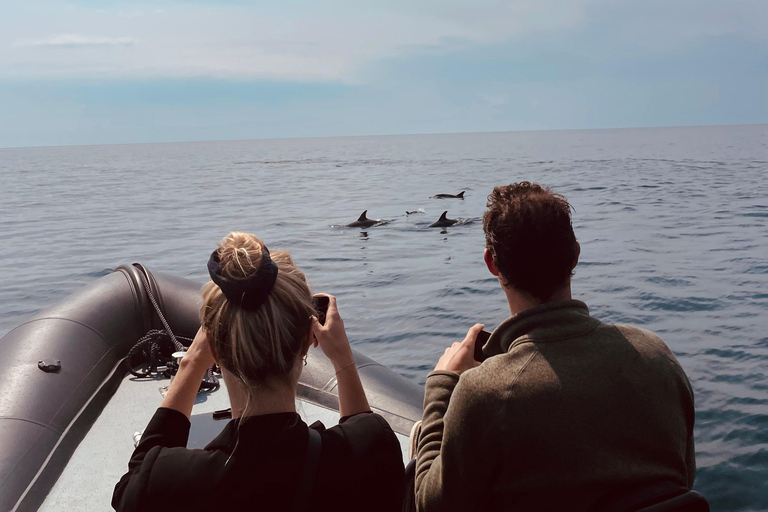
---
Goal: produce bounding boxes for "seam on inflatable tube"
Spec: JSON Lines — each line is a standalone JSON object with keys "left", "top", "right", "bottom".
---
{"left": 115, "top": 266, "right": 149, "bottom": 334}
{"left": 321, "top": 362, "right": 383, "bottom": 391}
{"left": 0, "top": 429, "right": 48, "bottom": 496}
{"left": 0, "top": 417, "right": 63, "bottom": 435}
{"left": 0, "top": 317, "right": 112, "bottom": 349}
{"left": 297, "top": 382, "right": 415, "bottom": 435}
{"left": 10, "top": 357, "right": 128, "bottom": 512}
{"left": 45, "top": 342, "right": 124, "bottom": 432}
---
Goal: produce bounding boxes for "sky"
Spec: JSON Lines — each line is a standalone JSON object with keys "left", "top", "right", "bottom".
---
{"left": 0, "top": 0, "right": 766, "bottom": 148}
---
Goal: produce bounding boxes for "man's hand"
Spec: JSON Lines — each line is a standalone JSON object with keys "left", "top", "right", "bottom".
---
{"left": 434, "top": 323, "right": 484, "bottom": 374}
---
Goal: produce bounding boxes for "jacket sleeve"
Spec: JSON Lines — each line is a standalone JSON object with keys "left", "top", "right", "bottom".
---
{"left": 112, "top": 407, "right": 191, "bottom": 512}
{"left": 415, "top": 370, "right": 498, "bottom": 512}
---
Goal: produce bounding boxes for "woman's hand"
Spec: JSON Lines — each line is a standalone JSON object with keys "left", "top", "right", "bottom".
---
{"left": 311, "top": 293, "right": 370, "bottom": 417}
{"left": 434, "top": 324, "right": 484, "bottom": 375}
{"left": 160, "top": 326, "right": 216, "bottom": 419}
{"left": 311, "top": 294, "right": 354, "bottom": 371}
{"left": 183, "top": 327, "right": 217, "bottom": 369}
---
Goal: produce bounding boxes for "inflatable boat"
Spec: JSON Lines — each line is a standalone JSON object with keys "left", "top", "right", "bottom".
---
{"left": 0, "top": 264, "right": 423, "bottom": 512}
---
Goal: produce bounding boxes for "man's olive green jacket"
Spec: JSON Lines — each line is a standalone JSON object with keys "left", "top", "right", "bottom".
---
{"left": 415, "top": 300, "right": 695, "bottom": 512}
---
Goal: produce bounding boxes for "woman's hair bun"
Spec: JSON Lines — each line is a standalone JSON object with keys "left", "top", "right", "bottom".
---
{"left": 217, "top": 232, "right": 265, "bottom": 280}
{"left": 201, "top": 231, "right": 315, "bottom": 387}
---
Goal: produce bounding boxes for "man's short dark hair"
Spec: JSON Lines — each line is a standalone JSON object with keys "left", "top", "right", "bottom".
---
{"left": 483, "top": 182, "right": 578, "bottom": 302}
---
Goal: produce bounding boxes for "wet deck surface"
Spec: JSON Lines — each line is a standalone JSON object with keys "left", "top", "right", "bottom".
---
{"left": 40, "top": 375, "right": 409, "bottom": 511}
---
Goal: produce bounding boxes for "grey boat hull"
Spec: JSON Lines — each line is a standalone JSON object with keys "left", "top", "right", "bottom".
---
{"left": 0, "top": 264, "right": 423, "bottom": 512}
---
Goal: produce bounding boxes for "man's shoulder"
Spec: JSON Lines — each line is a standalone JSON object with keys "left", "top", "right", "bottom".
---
{"left": 611, "top": 322, "right": 660, "bottom": 339}
{"left": 611, "top": 323, "right": 674, "bottom": 357}
{"left": 609, "top": 323, "right": 692, "bottom": 383}
{"left": 459, "top": 343, "right": 540, "bottom": 394}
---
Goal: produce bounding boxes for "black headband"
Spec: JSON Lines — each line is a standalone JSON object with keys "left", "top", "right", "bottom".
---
{"left": 207, "top": 246, "right": 279, "bottom": 311}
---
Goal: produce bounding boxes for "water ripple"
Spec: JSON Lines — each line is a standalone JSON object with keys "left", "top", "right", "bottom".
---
{"left": 1, "top": 125, "right": 767, "bottom": 510}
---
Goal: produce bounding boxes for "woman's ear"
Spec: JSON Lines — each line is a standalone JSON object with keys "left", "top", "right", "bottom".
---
{"left": 302, "top": 325, "right": 314, "bottom": 357}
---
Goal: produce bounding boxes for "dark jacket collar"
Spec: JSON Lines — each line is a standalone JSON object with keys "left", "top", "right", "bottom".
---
{"left": 484, "top": 300, "right": 601, "bottom": 356}
{"left": 205, "top": 411, "right": 303, "bottom": 452}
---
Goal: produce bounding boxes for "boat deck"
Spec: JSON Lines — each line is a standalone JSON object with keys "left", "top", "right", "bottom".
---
{"left": 39, "top": 374, "right": 410, "bottom": 511}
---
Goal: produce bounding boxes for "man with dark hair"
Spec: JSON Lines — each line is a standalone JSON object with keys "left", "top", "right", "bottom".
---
{"left": 414, "top": 182, "right": 696, "bottom": 511}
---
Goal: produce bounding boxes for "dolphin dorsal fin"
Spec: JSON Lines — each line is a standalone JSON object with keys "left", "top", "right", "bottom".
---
{"left": 457, "top": 191, "right": 465, "bottom": 198}
{"left": 357, "top": 210, "right": 368, "bottom": 221}
{"left": 439, "top": 211, "right": 448, "bottom": 220}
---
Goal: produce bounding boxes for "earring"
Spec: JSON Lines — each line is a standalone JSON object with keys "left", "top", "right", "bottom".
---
{"left": 303, "top": 354, "right": 308, "bottom": 366}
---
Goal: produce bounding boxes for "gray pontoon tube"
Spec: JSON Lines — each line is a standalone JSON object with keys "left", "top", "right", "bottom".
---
{"left": 0, "top": 264, "right": 423, "bottom": 512}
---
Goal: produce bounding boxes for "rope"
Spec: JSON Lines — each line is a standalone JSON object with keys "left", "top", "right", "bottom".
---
{"left": 137, "top": 270, "right": 183, "bottom": 352}
{"left": 128, "top": 266, "right": 219, "bottom": 392}
{"left": 127, "top": 329, "right": 193, "bottom": 378}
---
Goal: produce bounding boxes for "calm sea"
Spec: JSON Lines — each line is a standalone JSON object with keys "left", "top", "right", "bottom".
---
{"left": 1, "top": 125, "right": 766, "bottom": 510}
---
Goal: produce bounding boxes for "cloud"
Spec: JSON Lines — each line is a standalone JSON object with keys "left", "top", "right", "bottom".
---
{"left": 0, "top": 0, "right": 591, "bottom": 82}
{"left": 0, "top": 0, "right": 764, "bottom": 83}
{"left": 477, "top": 93, "right": 511, "bottom": 108}
{"left": 15, "top": 34, "right": 136, "bottom": 48}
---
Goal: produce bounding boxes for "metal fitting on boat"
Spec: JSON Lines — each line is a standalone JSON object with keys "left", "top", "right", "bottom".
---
{"left": 38, "top": 360, "right": 61, "bottom": 373}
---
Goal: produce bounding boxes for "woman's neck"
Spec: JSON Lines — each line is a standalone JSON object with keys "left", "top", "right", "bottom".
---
{"left": 222, "top": 368, "right": 297, "bottom": 419}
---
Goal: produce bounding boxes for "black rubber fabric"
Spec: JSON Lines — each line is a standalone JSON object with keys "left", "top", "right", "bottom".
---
{"left": 0, "top": 264, "right": 202, "bottom": 512}
{"left": 0, "top": 264, "right": 424, "bottom": 512}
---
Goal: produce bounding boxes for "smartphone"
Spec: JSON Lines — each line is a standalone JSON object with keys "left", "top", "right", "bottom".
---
{"left": 312, "top": 296, "right": 330, "bottom": 325}
{"left": 474, "top": 329, "right": 492, "bottom": 362}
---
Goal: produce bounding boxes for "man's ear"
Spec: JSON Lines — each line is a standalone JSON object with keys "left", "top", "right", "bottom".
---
{"left": 484, "top": 248, "right": 500, "bottom": 276}
{"left": 572, "top": 241, "right": 581, "bottom": 271}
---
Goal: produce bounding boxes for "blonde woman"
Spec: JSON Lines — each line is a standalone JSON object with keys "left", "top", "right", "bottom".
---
{"left": 113, "top": 232, "right": 404, "bottom": 512}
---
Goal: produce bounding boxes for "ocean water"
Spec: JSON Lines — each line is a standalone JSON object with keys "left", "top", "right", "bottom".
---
{"left": 1, "top": 125, "right": 766, "bottom": 510}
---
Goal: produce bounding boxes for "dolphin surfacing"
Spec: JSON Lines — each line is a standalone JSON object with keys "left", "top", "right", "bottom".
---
{"left": 347, "top": 210, "right": 381, "bottom": 228}
{"left": 432, "top": 191, "right": 465, "bottom": 199}
{"left": 429, "top": 211, "right": 458, "bottom": 228}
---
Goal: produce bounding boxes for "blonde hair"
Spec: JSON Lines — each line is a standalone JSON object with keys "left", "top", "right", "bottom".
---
{"left": 201, "top": 232, "right": 314, "bottom": 388}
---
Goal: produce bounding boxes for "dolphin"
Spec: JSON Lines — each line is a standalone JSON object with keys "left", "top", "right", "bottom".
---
{"left": 429, "top": 211, "right": 458, "bottom": 228}
{"left": 432, "top": 191, "right": 465, "bottom": 199}
{"left": 406, "top": 210, "right": 424, "bottom": 215}
{"left": 347, "top": 210, "right": 381, "bottom": 228}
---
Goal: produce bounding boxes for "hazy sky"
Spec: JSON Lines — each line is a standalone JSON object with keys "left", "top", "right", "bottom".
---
{"left": 0, "top": 0, "right": 765, "bottom": 147}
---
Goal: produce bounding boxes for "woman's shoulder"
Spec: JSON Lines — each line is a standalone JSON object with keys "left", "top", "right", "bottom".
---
{"left": 314, "top": 413, "right": 405, "bottom": 511}
{"left": 145, "top": 445, "right": 228, "bottom": 494}
{"left": 114, "top": 445, "right": 229, "bottom": 512}
{"left": 318, "top": 412, "right": 400, "bottom": 458}
{"left": 338, "top": 410, "right": 396, "bottom": 431}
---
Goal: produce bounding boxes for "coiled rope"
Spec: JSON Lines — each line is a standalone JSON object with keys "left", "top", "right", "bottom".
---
{"left": 128, "top": 267, "right": 219, "bottom": 392}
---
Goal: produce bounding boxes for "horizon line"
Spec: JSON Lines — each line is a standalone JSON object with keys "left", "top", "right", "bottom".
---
{"left": 1, "top": 122, "right": 765, "bottom": 151}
